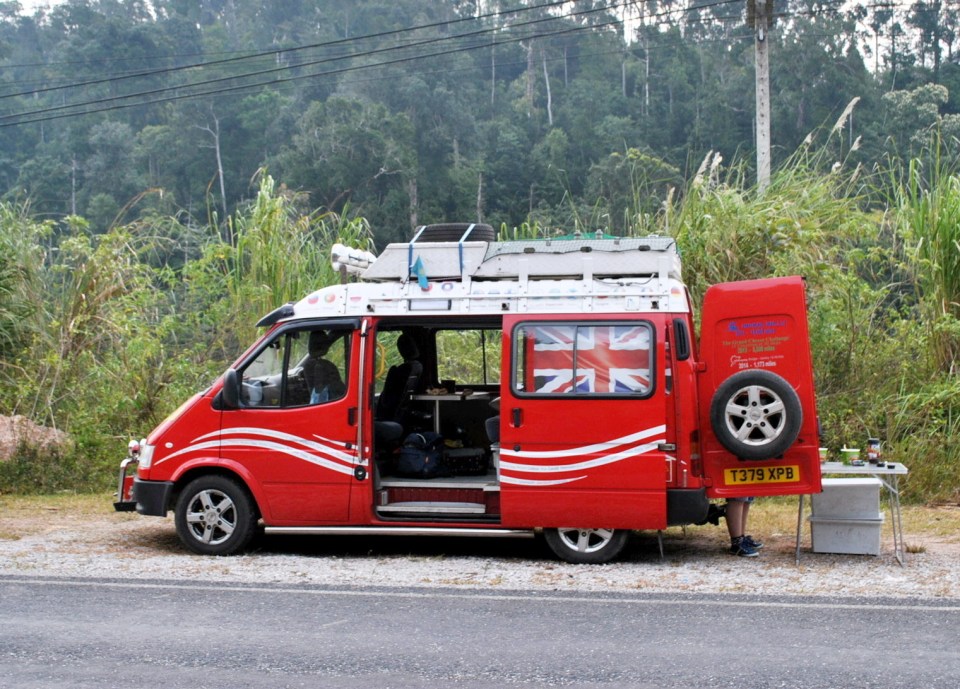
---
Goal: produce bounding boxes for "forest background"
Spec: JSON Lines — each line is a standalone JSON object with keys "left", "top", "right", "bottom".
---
{"left": 1, "top": 0, "right": 959, "bottom": 504}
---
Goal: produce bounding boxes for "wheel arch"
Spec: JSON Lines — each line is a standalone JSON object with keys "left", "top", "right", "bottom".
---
{"left": 170, "top": 465, "right": 263, "bottom": 521}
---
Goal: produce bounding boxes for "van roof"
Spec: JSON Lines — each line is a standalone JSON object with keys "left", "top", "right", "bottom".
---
{"left": 290, "top": 236, "right": 689, "bottom": 321}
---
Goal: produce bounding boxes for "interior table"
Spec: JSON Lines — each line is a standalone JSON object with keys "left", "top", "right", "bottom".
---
{"left": 795, "top": 461, "right": 909, "bottom": 566}
{"left": 411, "top": 392, "right": 492, "bottom": 433}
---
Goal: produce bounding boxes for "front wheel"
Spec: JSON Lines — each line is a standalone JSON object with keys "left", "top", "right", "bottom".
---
{"left": 174, "top": 476, "right": 257, "bottom": 555}
{"left": 543, "top": 527, "right": 629, "bottom": 564}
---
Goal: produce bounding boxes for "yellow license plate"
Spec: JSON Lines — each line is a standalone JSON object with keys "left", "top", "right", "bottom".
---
{"left": 724, "top": 465, "right": 800, "bottom": 485}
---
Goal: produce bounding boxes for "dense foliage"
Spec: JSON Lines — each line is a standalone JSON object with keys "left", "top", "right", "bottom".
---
{"left": 1, "top": 1, "right": 959, "bottom": 502}
{"left": 2, "top": 1, "right": 960, "bottom": 241}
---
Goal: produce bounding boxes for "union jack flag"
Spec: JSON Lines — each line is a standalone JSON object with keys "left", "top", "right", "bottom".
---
{"left": 527, "top": 325, "right": 651, "bottom": 394}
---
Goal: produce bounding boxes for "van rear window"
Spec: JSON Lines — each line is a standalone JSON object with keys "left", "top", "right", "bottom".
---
{"left": 513, "top": 322, "right": 653, "bottom": 397}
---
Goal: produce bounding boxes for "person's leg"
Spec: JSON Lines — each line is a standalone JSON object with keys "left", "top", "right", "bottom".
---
{"left": 739, "top": 500, "right": 751, "bottom": 535}
{"left": 726, "top": 500, "right": 745, "bottom": 539}
{"left": 740, "top": 498, "right": 763, "bottom": 549}
{"left": 726, "top": 498, "right": 758, "bottom": 557}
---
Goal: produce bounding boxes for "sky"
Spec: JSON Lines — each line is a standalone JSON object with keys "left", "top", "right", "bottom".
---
{"left": 15, "top": 0, "right": 59, "bottom": 12}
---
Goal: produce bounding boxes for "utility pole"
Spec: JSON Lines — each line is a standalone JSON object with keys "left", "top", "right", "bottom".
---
{"left": 752, "top": 0, "right": 772, "bottom": 191}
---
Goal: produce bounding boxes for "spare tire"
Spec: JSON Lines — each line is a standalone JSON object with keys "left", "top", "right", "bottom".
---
{"left": 709, "top": 370, "right": 802, "bottom": 460}
{"left": 414, "top": 223, "right": 496, "bottom": 242}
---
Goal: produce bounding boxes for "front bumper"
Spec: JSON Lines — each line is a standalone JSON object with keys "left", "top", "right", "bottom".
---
{"left": 113, "top": 459, "right": 174, "bottom": 516}
{"left": 113, "top": 457, "right": 139, "bottom": 511}
{"left": 131, "top": 478, "right": 175, "bottom": 516}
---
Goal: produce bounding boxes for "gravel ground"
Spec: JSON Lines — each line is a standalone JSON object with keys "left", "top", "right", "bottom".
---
{"left": 2, "top": 504, "right": 960, "bottom": 599}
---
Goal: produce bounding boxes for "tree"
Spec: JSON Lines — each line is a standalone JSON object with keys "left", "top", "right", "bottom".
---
{"left": 83, "top": 121, "right": 144, "bottom": 228}
{"left": 277, "top": 97, "right": 415, "bottom": 244}
{"left": 883, "top": 83, "right": 952, "bottom": 154}
{"left": 584, "top": 147, "right": 681, "bottom": 234}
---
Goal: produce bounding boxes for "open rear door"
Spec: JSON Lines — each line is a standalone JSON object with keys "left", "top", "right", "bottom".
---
{"left": 697, "top": 277, "right": 821, "bottom": 498}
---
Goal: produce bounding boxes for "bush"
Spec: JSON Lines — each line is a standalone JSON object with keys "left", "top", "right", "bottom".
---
{"left": 0, "top": 444, "right": 101, "bottom": 494}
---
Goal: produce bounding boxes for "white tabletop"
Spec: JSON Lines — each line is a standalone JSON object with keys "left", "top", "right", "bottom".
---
{"left": 819, "top": 461, "right": 908, "bottom": 476}
{"left": 412, "top": 392, "right": 492, "bottom": 401}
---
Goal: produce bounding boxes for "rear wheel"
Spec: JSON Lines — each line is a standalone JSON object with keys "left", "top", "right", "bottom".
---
{"left": 543, "top": 527, "right": 629, "bottom": 564}
{"left": 174, "top": 475, "right": 257, "bottom": 555}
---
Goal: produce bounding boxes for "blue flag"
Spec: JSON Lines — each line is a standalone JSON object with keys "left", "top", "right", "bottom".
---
{"left": 411, "top": 256, "right": 429, "bottom": 289}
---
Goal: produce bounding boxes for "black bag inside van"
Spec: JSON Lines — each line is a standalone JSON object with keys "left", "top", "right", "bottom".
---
{"left": 396, "top": 432, "right": 448, "bottom": 478}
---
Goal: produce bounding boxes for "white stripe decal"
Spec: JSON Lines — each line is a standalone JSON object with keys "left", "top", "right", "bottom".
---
{"left": 217, "top": 439, "right": 355, "bottom": 476}
{"left": 497, "top": 427, "right": 666, "bottom": 486}
{"left": 500, "top": 475, "right": 586, "bottom": 486}
{"left": 500, "top": 440, "right": 662, "bottom": 474}
{"left": 154, "top": 427, "right": 357, "bottom": 476}
{"left": 194, "top": 427, "right": 356, "bottom": 464}
{"left": 154, "top": 440, "right": 220, "bottom": 465}
{"left": 498, "top": 425, "right": 666, "bottom": 460}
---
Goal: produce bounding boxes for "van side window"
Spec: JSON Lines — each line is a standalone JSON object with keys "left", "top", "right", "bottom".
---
{"left": 513, "top": 322, "right": 653, "bottom": 397}
{"left": 239, "top": 327, "right": 351, "bottom": 407}
{"left": 436, "top": 328, "right": 502, "bottom": 386}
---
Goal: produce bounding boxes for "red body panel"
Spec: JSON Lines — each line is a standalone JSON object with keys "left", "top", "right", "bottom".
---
{"left": 141, "top": 325, "right": 361, "bottom": 525}
{"left": 697, "top": 277, "right": 822, "bottom": 497}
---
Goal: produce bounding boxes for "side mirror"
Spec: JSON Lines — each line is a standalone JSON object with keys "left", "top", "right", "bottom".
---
{"left": 221, "top": 368, "right": 241, "bottom": 409}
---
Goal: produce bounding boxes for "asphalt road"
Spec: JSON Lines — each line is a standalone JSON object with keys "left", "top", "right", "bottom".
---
{"left": 2, "top": 576, "right": 959, "bottom": 688}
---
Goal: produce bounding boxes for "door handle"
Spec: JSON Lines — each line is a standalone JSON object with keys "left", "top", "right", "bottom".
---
{"left": 348, "top": 407, "right": 357, "bottom": 426}
{"left": 511, "top": 407, "right": 522, "bottom": 427}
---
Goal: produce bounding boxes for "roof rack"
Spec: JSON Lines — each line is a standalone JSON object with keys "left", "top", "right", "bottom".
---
{"left": 361, "top": 236, "right": 681, "bottom": 284}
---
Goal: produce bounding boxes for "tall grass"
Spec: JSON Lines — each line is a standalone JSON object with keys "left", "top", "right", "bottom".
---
{"left": 667, "top": 145, "right": 869, "bottom": 305}
{"left": 877, "top": 146, "right": 960, "bottom": 502}
{"left": 893, "top": 154, "right": 960, "bottom": 374}
{"left": 193, "top": 173, "right": 375, "bottom": 351}
{"left": 1, "top": 176, "right": 377, "bottom": 493}
{"left": 0, "top": 203, "right": 50, "bottom": 374}
{"left": 12, "top": 220, "right": 149, "bottom": 429}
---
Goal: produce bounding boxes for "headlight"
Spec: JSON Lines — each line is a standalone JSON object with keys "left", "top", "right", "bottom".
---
{"left": 139, "top": 443, "right": 155, "bottom": 469}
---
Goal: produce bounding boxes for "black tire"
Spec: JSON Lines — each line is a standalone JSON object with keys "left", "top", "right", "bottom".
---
{"left": 543, "top": 527, "right": 630, "bottom": 564}
{"left": 709, "top": 370, "right": 802, "bottom": 460}
{"left": 414, "top": 223, "right": 496, "bottom": 242}
{"left": 174, "top": 475, "right": 257, "bottom": 555}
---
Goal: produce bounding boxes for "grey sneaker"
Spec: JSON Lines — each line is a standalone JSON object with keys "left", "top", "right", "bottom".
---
{"left": 730, "top": 537, "right": 759, "bottom": 557}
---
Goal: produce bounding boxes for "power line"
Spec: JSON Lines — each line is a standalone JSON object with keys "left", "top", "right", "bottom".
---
{"left": 1, "top": 0, "right": 750, "bottom": 102}
{"left": 1, "top": 13, "right": 631, "bottom": 128}
{"left": 0, "top": 0, "right": 651, "bottom": 125}
{"left": 0, "top": 0, "right": 576, "bottom": 101}
{"left": 2, "top": 0, "right": 755, "bottom": 126}
{"left": 0, "top": 0, "right": 903, "bottom": 128}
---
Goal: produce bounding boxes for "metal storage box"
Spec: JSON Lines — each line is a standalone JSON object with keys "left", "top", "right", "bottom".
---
{"left": 810, "top": 478, "right": 884, "bottom": 556}
{"left": 811, "top": 478, "right": 882, "bottom": 520}
{"left": 809, "top": 516, "right": 884, "bottom": 556}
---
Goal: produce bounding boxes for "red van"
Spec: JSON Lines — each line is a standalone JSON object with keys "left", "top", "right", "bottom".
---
{"left": 115, "top": 225, "right": 821, "bottom": 563}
